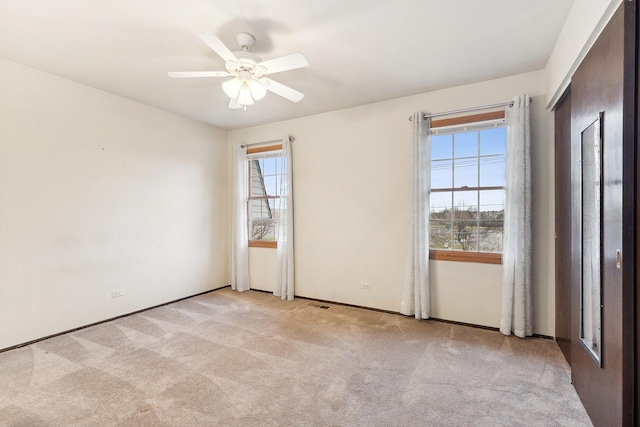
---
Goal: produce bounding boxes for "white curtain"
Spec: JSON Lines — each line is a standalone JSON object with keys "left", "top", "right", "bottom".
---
{"left": 231, "top": 142, "right": 250, "bottom": 292}
{"left": 401, "top": 112, "right": 431, "bottom": 319}
{"left": 500, "top": 94, "right": 532, "bottom": 338}
{"left": 274, "top": 136, "right": 295, "bottom": 300}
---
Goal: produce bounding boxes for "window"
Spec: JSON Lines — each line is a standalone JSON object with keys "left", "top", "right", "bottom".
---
{"left": 429, "top": 112, "right": 506, "bottom": 264}
{"left": 247, "top": 145, "right": 286, "bottom": 248}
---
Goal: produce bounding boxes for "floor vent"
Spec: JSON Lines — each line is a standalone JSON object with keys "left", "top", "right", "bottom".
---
{"left": 310, "top": 303, "right": 330, "bottom": 310}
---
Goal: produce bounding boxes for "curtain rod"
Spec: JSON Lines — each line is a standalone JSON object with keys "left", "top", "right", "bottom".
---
{"left": 241, "top": 136, "right": 295, "bottom": 149}
{"left": 408, "top": 98, "right": 531, "bottom": 121}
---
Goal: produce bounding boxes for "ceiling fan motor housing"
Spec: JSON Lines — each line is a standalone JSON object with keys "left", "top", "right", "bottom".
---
{"left": 226, "top": 50, "right": 264, "bottom": 74}
{"left": 236, "top": 32, "right": 256, "bottom": 51}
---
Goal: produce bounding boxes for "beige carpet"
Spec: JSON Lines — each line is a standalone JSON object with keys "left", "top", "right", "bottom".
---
{"left": 0, "top": 288, "right": 591, "bottom": 426}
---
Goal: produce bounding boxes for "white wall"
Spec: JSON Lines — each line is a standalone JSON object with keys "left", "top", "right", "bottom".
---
{"left": 229, "top": 70, "right": 554, "bottom": 336}
{"left": 0, "top": 58, "right": 230, "bottom": 350}
{"left": 545, "top": 0, "right": 622, "bottom": 107}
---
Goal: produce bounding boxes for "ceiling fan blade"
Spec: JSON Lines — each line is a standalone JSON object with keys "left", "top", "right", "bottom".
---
{"left": 256, "top": 53, "right": 309, "bottom": 74}
{"left": 168, "top": 71, "right": 230, "bottom": 78}
{"left": 263, "top": 78, "right": 305, "bottom": 102}
{"left": 197, "top": 31, "right": 239, "bottom": 63}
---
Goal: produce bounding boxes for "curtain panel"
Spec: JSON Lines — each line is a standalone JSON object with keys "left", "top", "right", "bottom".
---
{"left": 500, "top": 94, "right": 532, "bottom": 338}
{"left": 401, "top": 112, "right": 431, "bottom": 319}
{"left": 231, "top": 142, "right": 250, "bottom": 292}
{"left": 274, "top": 136, "right": 295, "bottom": 300}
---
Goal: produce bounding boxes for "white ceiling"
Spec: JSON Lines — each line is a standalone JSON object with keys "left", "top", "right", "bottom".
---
{"left": 0, "top": 0, "right": 574, "bottom": 131}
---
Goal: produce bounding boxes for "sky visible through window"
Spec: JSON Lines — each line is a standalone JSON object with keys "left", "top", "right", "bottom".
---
{"left": 429, "top": 126, "right": 506, "bottom": 252}
{"left": 430, "top": 127, "right": 506, "bottom": 213}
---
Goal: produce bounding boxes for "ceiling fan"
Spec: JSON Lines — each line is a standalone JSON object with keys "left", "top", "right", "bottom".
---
{"left": 169, "top": 32, "right": 309, "bottom": 110}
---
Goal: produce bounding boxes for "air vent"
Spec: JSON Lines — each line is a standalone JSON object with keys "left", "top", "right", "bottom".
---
{"left": 310, "top": 303, "right": 330, "bottom": 310}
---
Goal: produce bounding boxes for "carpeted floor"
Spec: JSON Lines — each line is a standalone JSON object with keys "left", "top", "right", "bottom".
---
{"left": 0, "top": 288, "right": 591, "bottom": 426}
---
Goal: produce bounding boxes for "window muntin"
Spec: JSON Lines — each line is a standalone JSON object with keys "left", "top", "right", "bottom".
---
{"left": 429, "top": 125, "right": 506, "bottom": 255}
{"left": 247, "top": 149, "right": 286, "bottom": 245}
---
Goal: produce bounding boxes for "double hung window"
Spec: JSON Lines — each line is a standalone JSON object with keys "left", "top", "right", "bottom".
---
{"left": 429, "top": 113, "right": 506, "bottom": 264}
{"left": 247, "top": 145, "right": 286, "bottom": 248}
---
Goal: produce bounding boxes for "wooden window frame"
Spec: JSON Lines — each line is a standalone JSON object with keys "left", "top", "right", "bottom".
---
{"left": 247, "top": 144, "right": 283, "bottom": 249}
{"left": 429, "top": 111, "right": 506, "bottom": 264}
{"left": 429, "top": 249, "right": 502, "bottom": 264}
{"left": 249, "top": 240, "right": 277, "bottom": 249}
{"left": 431, "top": 111, "right": 504, "bottom": 128}
{"left": 247, "top": 144, "right": 282, "bottom": 155}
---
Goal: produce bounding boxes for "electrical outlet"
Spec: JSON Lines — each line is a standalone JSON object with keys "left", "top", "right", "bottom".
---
{"left": 111, "top": 290, "right": 124, "bottom": 298}
{"left": 360, "top": 282, "right": 371, "bottom": 290}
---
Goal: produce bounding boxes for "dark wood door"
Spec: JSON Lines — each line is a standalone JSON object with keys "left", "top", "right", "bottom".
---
{"left": 569, "top": 3, "right": 636, "bottom": 425}
{"left": 554, "top": 88, "right": 571, "bottom": 365}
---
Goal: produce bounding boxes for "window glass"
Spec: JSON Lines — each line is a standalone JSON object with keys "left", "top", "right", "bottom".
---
{"left": 480, "top": 128, "right": 506, "bottom": 156}
{"left": 453, "top": 132, "right": 477, "bottom": 157}
{"left": 431, "top": 134, "right": 452, "bottom": 160}
{"left": 454, "top": 155, "right": 478, "bottom": 188}
{"left": 248, "top": 150, "right": 286, "bottom": 243}
{"left": 432, "top": 159, "right": 453, "bottom": 189}
{"left": 479, "top": 190, "right": 504, "bottom": 252}
{"left": 429, "top": 123, "right": 505, "bottom": 254}
{"left": 479, "top": 128, "right": 506, "bottom": 187}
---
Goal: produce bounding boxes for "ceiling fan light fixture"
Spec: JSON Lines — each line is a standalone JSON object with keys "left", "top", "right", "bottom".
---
{"left": 222, "top": 78, "right": 242, "bottom": 98}
{"left": 248, "top": 79, "right": 267, "bottom": 100}
{"left": 237, "top": 83, "right": 254, "bottom": 106}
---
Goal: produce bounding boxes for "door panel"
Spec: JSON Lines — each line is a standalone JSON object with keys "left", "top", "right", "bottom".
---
{"left": 570, "top": 5, "right": 628, "bottom": 426}
{"left": 554, "top": 89, "right": 571, "bottom": 365}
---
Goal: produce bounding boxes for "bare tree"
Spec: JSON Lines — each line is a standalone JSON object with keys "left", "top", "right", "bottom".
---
{"left": 453, "top": 202, "right": 477, "bottom": 251}
{"left": 251, "top": 219, "right": 275, "bottom": 240}
{"left": 478, "top": 210, "right": 504, "bottom": 252}
{"left": 429, "top": 208, "right": 451, "bottom": 249}
{"left": 430, "top": 202, "right": 503, "bottom": 252}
